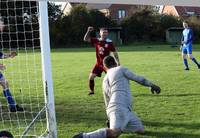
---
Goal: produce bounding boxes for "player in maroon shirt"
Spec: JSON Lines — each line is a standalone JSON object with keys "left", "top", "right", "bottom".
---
{"left": 84, "top": 26, "right": 120, "bottom": 95}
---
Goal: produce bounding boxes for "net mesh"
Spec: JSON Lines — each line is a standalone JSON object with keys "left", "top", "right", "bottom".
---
{"left": 0, "top": 1, "right": 47, "bottom": 137}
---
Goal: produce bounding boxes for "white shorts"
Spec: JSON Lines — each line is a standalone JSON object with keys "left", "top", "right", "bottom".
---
{"left": 108, "top": 108, "right": 144, "bottom": 132}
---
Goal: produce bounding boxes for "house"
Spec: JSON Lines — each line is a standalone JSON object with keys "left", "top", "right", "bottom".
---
{"left": 160, "top": 6, "right": 200, "bottom": 19}
{"left": 62, "top": 2, "right": 149, "bottom": 23}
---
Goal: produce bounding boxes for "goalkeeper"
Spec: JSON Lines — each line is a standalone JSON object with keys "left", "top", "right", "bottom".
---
{"left": 73, "top": 56, "right": 161, "bottom": 138}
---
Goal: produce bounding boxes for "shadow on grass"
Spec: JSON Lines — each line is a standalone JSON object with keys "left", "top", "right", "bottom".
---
{"left": 140, "top": 130, "right": 200, "bottom": 138}
{"left": 135, "top": 93, "right": 200, "bottom": 97}
{"left": 144, "top": 121, "right": 200, "bottom": 130}
{"left": 124, "top": 123, "right": 200, "bottom": 138}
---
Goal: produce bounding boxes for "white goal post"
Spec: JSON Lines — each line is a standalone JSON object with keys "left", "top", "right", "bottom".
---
{"left": 38, "top": 1, "right": 57, "bottom": 138}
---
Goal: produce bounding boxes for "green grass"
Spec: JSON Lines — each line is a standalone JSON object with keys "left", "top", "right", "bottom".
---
{"left": 1, "top": 44, "right": 200, "bottom": 138}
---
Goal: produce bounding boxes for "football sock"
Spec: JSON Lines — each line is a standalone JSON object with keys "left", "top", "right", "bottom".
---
{"left": 89, "top": 80, "right": 94, "bottom": 92}
{"left": 191, "top": 58, "right": 200, "bottom": 66}
{"left": 3, "top": 89, "right": 16, "bottom": 107}
{"left": 83, "top": 128, "right": 107, "bottom": 138}
{"left": 183, "top": 59, "right": 189, "bottom": 69}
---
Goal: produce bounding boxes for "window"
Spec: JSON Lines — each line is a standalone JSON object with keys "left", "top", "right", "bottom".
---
{"left": 186, "top": 12, "right": 195, "bottom": 16}
{"left": 118, "top": 9, "right": 126, "bottom": 19}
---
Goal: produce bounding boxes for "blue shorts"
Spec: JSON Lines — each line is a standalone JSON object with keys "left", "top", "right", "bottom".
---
{"left": 0, "top": 72, "right": 3, "bottom": 79}
{"left": 182, "top": 45, "right": 192, "bottom": 54}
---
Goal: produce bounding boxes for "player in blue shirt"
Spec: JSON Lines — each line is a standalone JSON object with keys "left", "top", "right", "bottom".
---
{"left": 0, "top": 18, "right": 23, "bottom": 112}
{"left": 181, "top": 21, "right": 200, "bottom": 70}
{"left": 0, "top": 51, "right": 24, "bottom": 112}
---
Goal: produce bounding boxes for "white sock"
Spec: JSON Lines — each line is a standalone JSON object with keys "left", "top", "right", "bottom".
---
{"left": 83, "top": 128, "right": 107, "bottom": 138}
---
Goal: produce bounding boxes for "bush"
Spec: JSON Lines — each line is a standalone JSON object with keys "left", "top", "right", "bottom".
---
{"left": 49, "top": 4, "right": 116, "bottom": 47}
{"left": 185, "top": 17, "right": 200, "bottom": 43}
{"left": 121, "top": 10, "right": 161, "bottom": 43}
{"left": 120, "top": 10, "right": 183, "bottom": 43}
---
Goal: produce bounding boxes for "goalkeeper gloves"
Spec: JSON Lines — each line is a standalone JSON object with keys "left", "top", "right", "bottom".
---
{"left": 150, "top": 84, "right": 161, "bottom": 94}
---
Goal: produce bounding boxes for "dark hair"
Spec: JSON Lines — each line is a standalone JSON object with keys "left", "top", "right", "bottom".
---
{"left": 103, "top": 56, "right": 117, "bottom": 68}
{"left": 0, "top": 130, "right": 13, "bottom": 138}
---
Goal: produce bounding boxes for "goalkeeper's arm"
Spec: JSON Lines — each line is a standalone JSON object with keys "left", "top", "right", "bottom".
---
{"left": 124, "top": 68, "right": 161, "bottom": 94}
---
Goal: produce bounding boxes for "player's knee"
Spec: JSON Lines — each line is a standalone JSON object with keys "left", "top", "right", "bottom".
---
{"left": 107, "top": 128, "right": 121, "bottom": 138}
{"left": 4, "top": 80, "right": 9, "bottom": 88}
{"left": 182, "top": 54, "right": 186, "bottom": 59}
{"left": 0, "top": 79, "right": 8, "bottom": 88}
{"left": 189, "top": 55, "right": 193, "bottom": 60}
{"left": 89, "top": 73, "right": 96, "bottom": 80}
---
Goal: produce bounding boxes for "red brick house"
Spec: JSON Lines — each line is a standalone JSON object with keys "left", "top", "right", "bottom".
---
{"left": 62, "top": 3, "right": 148, "bottom": 23}
{"left": 160, "top": 6, "right": 200, "bottom": 19}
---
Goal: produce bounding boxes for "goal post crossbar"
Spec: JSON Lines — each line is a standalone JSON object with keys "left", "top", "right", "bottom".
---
{"left": 65, "top": 0, "right": 200, "bottom": 7}
{"left": 15, "top": 0, "right": 200, "bottom": 7}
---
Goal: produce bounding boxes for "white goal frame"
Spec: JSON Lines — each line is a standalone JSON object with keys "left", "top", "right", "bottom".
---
{"left": 38, "top": 1, "right": 57, "bottom": 138}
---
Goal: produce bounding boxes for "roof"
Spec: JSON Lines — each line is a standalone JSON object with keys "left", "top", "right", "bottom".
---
{"left": 175, "top": 6, "right": 200, "bottom": 16}
{"left": 86, "top": 3, "right": 111, "bottom": 10}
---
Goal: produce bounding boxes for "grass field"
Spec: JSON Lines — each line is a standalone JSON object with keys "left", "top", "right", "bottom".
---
{"left": 52, "top": 44, "right": 200, "bottom": 138}
{"left": 1, "top": 44, "right": 200, "bottom": 138}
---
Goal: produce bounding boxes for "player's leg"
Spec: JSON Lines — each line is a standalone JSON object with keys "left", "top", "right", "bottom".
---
{"left": 88, "top": 64, "right": 103, "bottom": 95}
{"left": 88, "top": 73, "right": 97, "bottom": 95}
{"left": 72, "top": 128, "right": 121, "bottom": 138}
{"left": 0, "top": 73, "right": 23, "bottom": 112}
{"left": 122, "top": 111, "right": 144, "bottom": 134}
{"left": 182, "top": 48, "right": 189, "bottom": 70}
{"left": 107, "top": 109, "right": 134, "bottom": 137}
{"left": 187, "top": 48, "right": 200, "bottom": 69}
{"left": 189, "top": 53, "right": 200, "bottom": 67}
{"left": 72, "top": 109, "right": 125, "bottom": 138}
{"left": 0, "top": 74, "right": 16, "bottom": 108}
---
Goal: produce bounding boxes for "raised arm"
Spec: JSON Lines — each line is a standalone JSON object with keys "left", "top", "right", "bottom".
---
{"left": 84, "top": 26, "right": 94, "bottom": 42}
{"left": 124, "top": 68, "right": 161, "bottom": 94}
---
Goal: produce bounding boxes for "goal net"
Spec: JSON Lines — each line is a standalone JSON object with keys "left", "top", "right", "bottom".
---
{"left": 0, "top": 0, "right": 56, "bottom": 137}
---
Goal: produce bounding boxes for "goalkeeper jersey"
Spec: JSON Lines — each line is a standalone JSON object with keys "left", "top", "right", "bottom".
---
{"left": 102, "top": 66, "right": 153, "bottom": 114}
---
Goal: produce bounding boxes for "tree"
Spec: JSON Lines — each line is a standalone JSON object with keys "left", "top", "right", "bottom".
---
{"left": 0, "top": 1, "right": 39, "bottom": 48}
{"left": 89, "top": 9, "right": 117, "bottom": 29}
{"left": 48, "top": 2, "right": 62, "bottom": 22}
